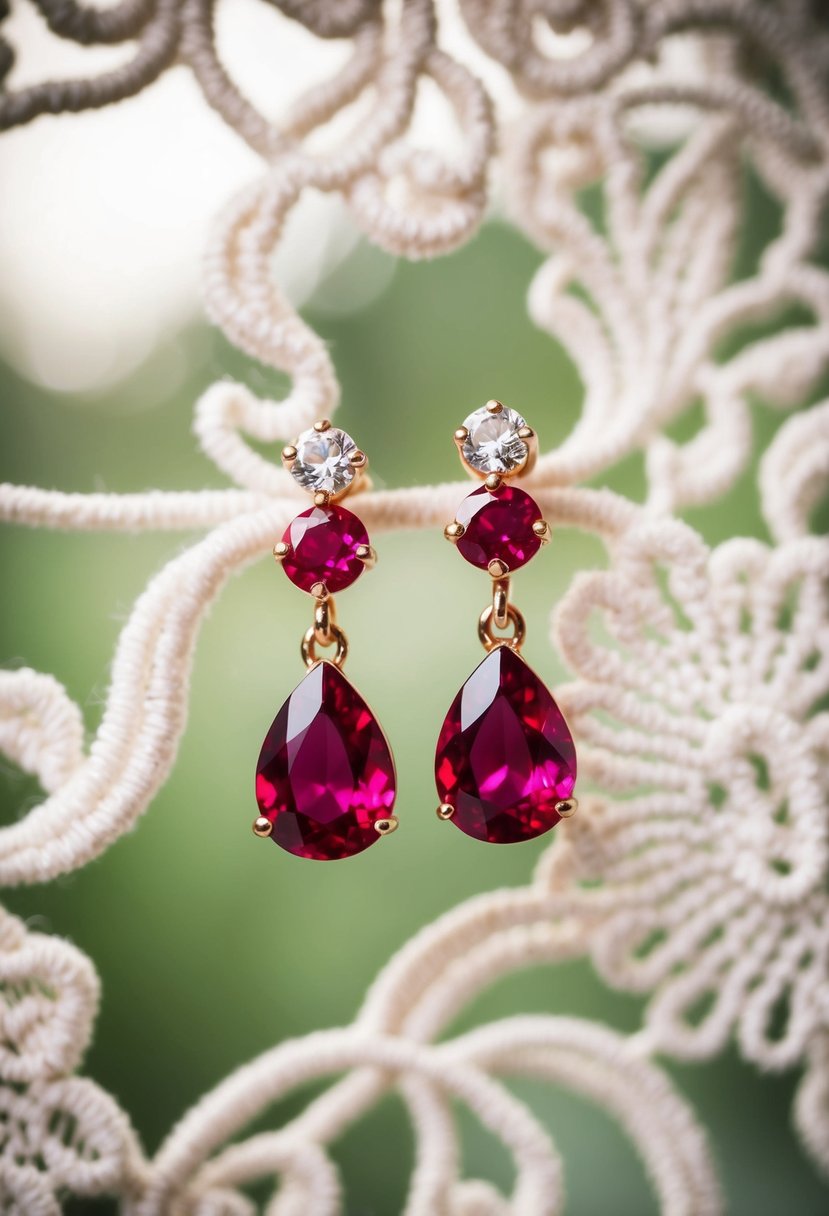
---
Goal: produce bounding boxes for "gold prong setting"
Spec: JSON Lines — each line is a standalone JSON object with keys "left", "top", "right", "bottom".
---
{"left": 275, "top": 417, "right": 378, "bottom": 596}
{"left": 446, "top": 400, "right": 550, "bottom": 580}
{"left": 556, "top": 798, "right": 578, "bottom": 819}
{"left": 436, "top": 803, "right": 455, "bottom": 820}
{"left": 455, "top": 401, "right": 534, "bottom": 480}
{"left": 253, "top": 816, "right": 273, "bottom": 838}
{"left": 286, "top": 421, "right": 367, "bottom": 501}
{"left": 374, "top": 815, "right": 399, "bottom": 836}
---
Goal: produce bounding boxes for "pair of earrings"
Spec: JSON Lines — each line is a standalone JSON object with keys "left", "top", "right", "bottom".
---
{"left": 253, "top": 402, "right": 578, "bottom": 861}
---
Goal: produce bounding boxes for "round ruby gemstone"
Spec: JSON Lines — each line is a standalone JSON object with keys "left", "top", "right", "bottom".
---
{"left": 281, "top": 504, "right": 369, "bottom": 594}
{"left": 435, "top": 645, "right": 576, "bottom": 844}
{"left": 455, "top": 484, "right": 542, "bottom": 572}
{"left": 255, "top": 661, "right": 396, "bottom": 860}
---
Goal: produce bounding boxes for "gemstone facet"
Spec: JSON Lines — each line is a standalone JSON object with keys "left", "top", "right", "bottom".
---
{"left": 461, "top": 405, "right": 528, "bottom": 474}
{"left": 290, "top": 427, "right": 357, "bottom": 495}
{"left": 281, "top": 504, "right": 369, "bottom": 594}
{"left": 255, "top": 661, "right": 396, "bottom": 860}
{"left": 435, "top": 645, "right": 576, "bottom": 844}
{"left": 455, "top": 484, "right": 543, "bottom": 572}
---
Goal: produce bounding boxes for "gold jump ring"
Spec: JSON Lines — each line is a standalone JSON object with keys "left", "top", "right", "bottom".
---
{"left": 301, "top": 621, "right": 348, "bottom": 668}
{"left": 478, "top": 602, "right": 526, "bottom": 653}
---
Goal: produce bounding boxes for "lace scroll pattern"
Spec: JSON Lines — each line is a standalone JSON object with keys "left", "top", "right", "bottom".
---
{"left": 0, "top": 0, "right": 828, "bottom": 1210}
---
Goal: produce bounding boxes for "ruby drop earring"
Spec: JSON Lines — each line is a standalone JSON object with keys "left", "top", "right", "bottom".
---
{"left": 253, "top": 421, "right": 398, "bottom": 860}
{"left": 435, "top": 401, "right": 578, "bottom": 843}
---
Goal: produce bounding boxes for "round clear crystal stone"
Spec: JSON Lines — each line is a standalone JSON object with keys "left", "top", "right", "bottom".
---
{"left": 290, "top": 427, "right": 357, "bottom": 494}
{"left": 460, "top": 406, "right": 529, "bottom": 474}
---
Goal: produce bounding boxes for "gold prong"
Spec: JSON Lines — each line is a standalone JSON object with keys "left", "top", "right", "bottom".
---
{"left": 485, "top": 473, "right": 503, "bottom": 492}
{"left": 349, "top": 449, "right": 367, "bottom": 468}
{"left": 314, "top": 490, "right": 330, "bottom": 507}
{"left": 281, "top": 445, "right": 297, "bottom": 467}
{"left": 518, "top": 424, "right": 538, "bottom": 476}
{"left": 486, "top": 399, "right": 503, "bottom": 414}
{"left": 313, "top": 419, "right": 331, "bottom": 433}
{"left": 436, "top": 803, "right": 455, "bottom": 820}
{"left": 253, "top": 816, "right": 272, "bottom": 838}
{"left": 454, "top": 426, "right": 469, "bottom": 446}
{"left": 273, "top": 541, "right": 290, "bottom": 562}
{"left": 309, "top": 581, "right": 329, "bottom": 599}
{"left": 556, "top": 797, "right": 578, "bottom": 819}
{"left": 374, "top": 815, "right": 399, "bottom": 836}
{"left": 444, "top": 521, "right": 465, "bottom": 542}
{"left": 355, "top": 544, "right": 376, "bottom": 569}
{"left": 488, "top": 558, "right": 509, "bottom": 578}
{"left": 532, "top": 519, "right": 550, "bottom": 543}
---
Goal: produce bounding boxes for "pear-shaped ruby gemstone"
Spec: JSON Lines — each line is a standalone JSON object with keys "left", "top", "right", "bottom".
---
{"left": 435, "top": 645, "right": 576, "bottom": 844}
{"left": 255, "top": 661, "right": 396, "bottom": 860}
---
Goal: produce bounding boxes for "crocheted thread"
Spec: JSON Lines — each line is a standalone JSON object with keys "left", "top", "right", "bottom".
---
{"left": 1, "top": 1, "right": 828, "bottom": 1211}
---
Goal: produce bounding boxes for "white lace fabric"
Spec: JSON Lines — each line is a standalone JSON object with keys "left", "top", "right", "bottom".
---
{"left": 1, "top": 1, "right": 828, "bottom": 1212}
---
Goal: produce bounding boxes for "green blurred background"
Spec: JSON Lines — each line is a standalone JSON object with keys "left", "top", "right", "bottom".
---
{"left": 2, "top": 180, "right": 828, "bottom": 1214}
